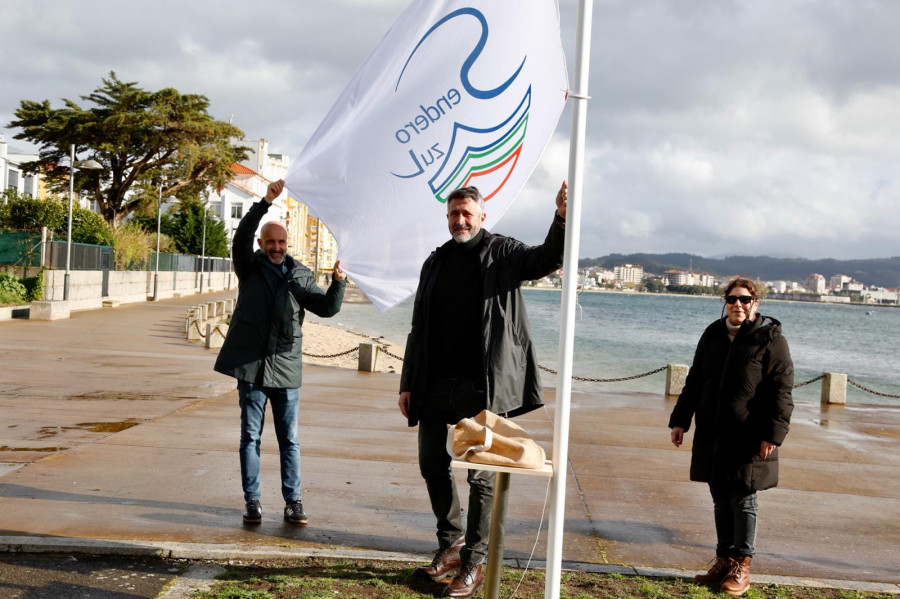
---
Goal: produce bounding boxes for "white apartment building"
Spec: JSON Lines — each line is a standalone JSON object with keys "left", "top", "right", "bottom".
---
{"left": 1, "top": 135, "right": 41, "bottom": 198}
{"left": 805, "top": 273, "right": 826, "bottom": 294}
{"left": 614, "top": 263, "right": 644, "bottom": 285}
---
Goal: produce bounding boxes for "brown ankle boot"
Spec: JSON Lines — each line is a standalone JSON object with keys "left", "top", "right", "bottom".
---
{"left": 413, "top": 537, "right": 465, "bottom": 580}
{"left": 693, "top": 556, "right": 730, "bottom": 584}
{"left": 720, "top": 556, "right": 751, "bottom": 596}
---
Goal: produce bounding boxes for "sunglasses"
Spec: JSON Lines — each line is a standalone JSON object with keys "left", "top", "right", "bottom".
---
{"left": 724, "top": 295, "right": 755, "bottom": 305}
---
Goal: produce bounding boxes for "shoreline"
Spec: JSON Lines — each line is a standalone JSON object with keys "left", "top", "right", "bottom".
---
{"left": 526, "top": 285, "right": 899, "bottom": 308}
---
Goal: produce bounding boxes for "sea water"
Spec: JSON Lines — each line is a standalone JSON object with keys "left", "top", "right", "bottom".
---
{"left": 319, "top": 289, "right": 900, "bottom": 405}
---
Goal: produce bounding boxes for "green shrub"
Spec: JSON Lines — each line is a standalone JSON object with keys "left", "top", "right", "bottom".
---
{"left": 72, "top": 206, "right": 114, "bottom": 246}
{"left": 21, "top": 271, "right": 44, "bottom": 301}
{"left": 0, "top": 272, "right": 27, "bottom": 305}
{"left": 113, "top": 222, "right": 153, "bottom": 270}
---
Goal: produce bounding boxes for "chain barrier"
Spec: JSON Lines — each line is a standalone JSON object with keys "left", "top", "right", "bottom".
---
{"left": 793, "top": 374, "right": 824, "bottom": 388}
{"left": 848, "top": 377, "right": 900, "bottom": 399}
{"left": 187, "top": 318, "right": 899, "bottom": 399}
{"left": 302, "top": 347, "right": 361, "bottom": 359}
{"left": 538, "top": 363, "right": 667, "bottom": 383}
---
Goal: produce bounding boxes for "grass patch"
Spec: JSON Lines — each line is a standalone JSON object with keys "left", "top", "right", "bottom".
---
{"left": 191, "top": 557, "right": 895, "bottom": 599}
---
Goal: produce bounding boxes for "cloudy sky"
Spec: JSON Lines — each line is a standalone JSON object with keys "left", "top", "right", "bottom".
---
{"left": 2, "top": 0, "right": 898, "bottom": 260}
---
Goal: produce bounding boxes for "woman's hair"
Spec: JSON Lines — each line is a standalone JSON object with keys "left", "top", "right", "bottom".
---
{"left": 724, "top": 277, "right": 758, "bottom": 297}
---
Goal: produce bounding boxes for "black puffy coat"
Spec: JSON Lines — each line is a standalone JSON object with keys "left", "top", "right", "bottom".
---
{"left": 214, "top": 200, "right": 344, "bottom": 389}
{"left": 669, "top": 314, "right": 794, "bottom": 491}
{"left": 399, "top": 214, "right": 565, "bottom": 427}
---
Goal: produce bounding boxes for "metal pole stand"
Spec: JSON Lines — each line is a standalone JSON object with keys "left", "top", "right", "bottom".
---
{"left": 451, "top": 460, "right": 553, "bottom": 599}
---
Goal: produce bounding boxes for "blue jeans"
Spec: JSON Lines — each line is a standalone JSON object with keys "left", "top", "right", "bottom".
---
{"left": 709, "top": 481, "right": 759, "bottom": 558}
{"left": 238, "top": 380, "right": 301, "bottom": 503}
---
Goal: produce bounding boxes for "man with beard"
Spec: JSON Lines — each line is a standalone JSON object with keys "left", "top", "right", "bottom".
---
{"left": 398, "top": 181, "right": 567, "bottom": 598}
{"left": 215, "top": 179, "right": 345, "bottom": 526}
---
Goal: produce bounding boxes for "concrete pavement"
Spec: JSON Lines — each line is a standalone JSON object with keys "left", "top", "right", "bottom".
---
{"left": 1, "top": 292, "right": 899, "bottom": 595}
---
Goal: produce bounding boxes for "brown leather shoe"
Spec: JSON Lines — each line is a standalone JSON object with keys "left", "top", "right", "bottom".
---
{"left": 693, "top": 556, "right": 730, "bottom": 584}
{"left": 443, "top": 563, "right": 484, "bottom": 598}
{"left": 720, "top": 556, "right": 751, "bottom": 596}
{"left": 413, "top": 537, "right": 465, "bottom": 580}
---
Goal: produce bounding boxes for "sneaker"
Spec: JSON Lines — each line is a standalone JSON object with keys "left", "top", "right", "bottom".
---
{"left": 284, "top": 500, "right": 308, "bottom": 525}
{"left": 243, "top": 499, "right": 262, "bottom": 524}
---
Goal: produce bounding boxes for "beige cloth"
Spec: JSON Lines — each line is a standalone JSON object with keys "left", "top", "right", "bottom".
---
{"left": 446, "top": 409, "right": 546, "bottom": 469}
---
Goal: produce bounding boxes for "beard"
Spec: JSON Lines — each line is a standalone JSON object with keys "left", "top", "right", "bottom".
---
{"left": 451, "top": 225, "right": 477, "bottom": 243}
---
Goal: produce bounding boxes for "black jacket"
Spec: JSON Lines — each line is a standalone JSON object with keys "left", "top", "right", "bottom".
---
{"left": 669, "top": 314, "right": 794, "bottom": 491}
{"left": 214, "top": 200, "right": 344, "bottom": 389}
{"left": 399, "top": 213, "right": 565, "bottom": 426}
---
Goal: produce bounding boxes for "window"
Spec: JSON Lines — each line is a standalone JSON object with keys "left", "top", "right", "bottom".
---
{"left": 231, "top": 205, "right": 243, "bottom": 219}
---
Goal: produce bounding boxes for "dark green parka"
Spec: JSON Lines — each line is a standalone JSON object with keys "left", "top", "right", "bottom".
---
{"left": 669, "top": 314, "right": 794, "bottom": 491}
{"left": 214, "top": 200, "right": 344, "bottom": 389}
{"left": 399, "top": 213, "right": 565, "bottom": 427}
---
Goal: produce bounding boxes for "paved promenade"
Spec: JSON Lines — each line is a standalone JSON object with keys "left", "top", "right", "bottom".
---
{"left": 1, "top": 292, "right": 899, "bottom": 592}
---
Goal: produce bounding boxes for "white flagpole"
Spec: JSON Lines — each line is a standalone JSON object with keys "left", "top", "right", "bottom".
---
{"left": 545, "top": 0, "right": 593, "bottom": 597}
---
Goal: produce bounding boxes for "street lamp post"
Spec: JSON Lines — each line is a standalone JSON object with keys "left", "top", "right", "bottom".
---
{"left": 64, "top": 144, "right": 103, "bottom": 301}
{"left": 153, "top": 182, "right": 162, "bottom": 300}
{"left": 199, "top": 202, "right": 208, "bottom": 294}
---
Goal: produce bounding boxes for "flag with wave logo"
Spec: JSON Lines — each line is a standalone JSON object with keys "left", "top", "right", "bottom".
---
{"left": 284, "top": 0, "right": 568, "bottom": 312}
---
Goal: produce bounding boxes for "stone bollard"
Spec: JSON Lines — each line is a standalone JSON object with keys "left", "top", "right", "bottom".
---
{"left": 197, "top": 304, "right": 208, "bottom": 320}
{"left": 216, "top": 300, "right": 226, "bottom": 317}
{"left": 30, "top": 300, "right": 71, "bottom": 321}
{"left": 187, "top": 317, "right": 204, "bottom": 342}
{"left": 358, "top": 342, "right": 378, "bottom": 372}
{"left": 185, "top": 308, "right": 201, "bottom": 333}
{"left": 207, "top": 301, "right": 218, "bottom": 318}
{"left": 821, "top": 372, "right": 847, "bottom": 405}
{"left": 665, "top": 363, "right": 689, "bottom": 397}
{"left": 225, "top": 298, "right": 235, "bottom": 314}
{"left": 206, "top": 323, "right": 228, "bottom": 349}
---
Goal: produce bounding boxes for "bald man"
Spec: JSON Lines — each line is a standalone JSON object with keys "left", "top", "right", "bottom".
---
{"left": 215, "top": 179, "right": 345, "bottom": 526}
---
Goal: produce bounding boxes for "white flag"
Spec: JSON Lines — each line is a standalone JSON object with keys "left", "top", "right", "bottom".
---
{"left": 285, "top": 0, "right": 568, "bottom": 312}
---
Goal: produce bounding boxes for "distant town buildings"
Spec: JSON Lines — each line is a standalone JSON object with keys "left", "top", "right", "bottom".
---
{"left": 662, "top": 269, "right": 715, "bottom": 287}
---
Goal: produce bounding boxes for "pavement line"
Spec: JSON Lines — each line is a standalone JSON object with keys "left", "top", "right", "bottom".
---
{"left": 1, "top": 536, "right": 897, "bottom": 594}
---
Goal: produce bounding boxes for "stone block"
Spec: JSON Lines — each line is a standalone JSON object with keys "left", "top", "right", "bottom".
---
{"left": 665, "top": 363, "right": 689, "bottom": 397}
{"left": 821, "top": 372, "right": 847, "bottom": 405}
{"left": 206, "top": 323, "right": 227, "bottom": 349}
{"left": 187, "top": 318, "right": 204, "bottom": 342}
{"left": 358, "top": 342, "right": 378, "bottom": 372}
{"left": 29, "top": 300, "right": 70, "bottom": 321}
{"left": 207, "top": 302, "right": 217, "bottom": 318}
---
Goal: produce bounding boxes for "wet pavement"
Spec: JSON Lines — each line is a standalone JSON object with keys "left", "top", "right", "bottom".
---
{"left": 0, "top": 553, "right": 181, "bottom": 599}
{"left": 1, "top": 291, "right": 899, "bottom": 596}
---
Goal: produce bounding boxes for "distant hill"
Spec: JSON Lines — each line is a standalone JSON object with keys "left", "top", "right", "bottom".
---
{"left": 578, "top": 253, "right": 900, "bottom": 289}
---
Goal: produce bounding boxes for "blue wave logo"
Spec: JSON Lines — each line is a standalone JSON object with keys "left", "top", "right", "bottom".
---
{"left": 391, "top": 7, "right": 529, "bottom": 203}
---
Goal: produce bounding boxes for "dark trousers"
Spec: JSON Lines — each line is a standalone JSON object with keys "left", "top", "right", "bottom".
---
{"left": 418, "top": 378, "right": 493, "bottom": 567}
{"left": 709, "top": 481, "right": 759, "bottom": 558}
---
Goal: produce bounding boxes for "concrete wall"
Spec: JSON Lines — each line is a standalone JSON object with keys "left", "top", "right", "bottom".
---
{"left": 41, "top": 268, "right": 237, "bottom": 312}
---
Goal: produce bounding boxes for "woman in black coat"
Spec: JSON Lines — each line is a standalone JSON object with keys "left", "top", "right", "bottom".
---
{"left": 669, "top": 278, "right": 793, "bottom": 596}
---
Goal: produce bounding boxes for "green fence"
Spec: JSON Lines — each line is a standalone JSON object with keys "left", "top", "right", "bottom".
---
{"left": 0, "top": 232, "right": 42, "bottom": 266}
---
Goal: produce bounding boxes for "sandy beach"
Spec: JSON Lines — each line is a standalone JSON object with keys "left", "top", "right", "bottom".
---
{"left": 301, "top": 320, "right": 405, "bottom": 374}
